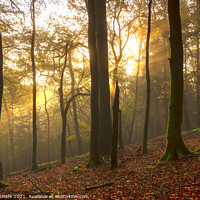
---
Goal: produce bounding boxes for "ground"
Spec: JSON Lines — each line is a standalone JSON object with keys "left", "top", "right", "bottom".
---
{"left": 1, "top": 130, "right": 200, "bottom": 199}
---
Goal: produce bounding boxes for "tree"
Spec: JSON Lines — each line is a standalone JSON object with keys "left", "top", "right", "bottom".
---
{"left": 59, "top": 43, "right": 89, "bottom": 164}
{"left": 0, "top": 161, "right": 2, "bottom": 180}
{"left": 31, "top": 0, "right": 38, "bottom": 170}
{"left": 0, "top": 32, "right": 3, "bottom": 118}
{"left": 68, "top": 51, "right": 82, "bottom": 155}
{"left": 43, "top": 80, "right": 50, "bottom": 164}
{"left": 128, "top": 36, "right": 143, "bottom": 143}
{"left": 95, "top": 0, "right": 112, "bottom": 155}
{"left": 111, "top": 81, "right": 120, "bottom": 169}
{"left": 3, "top": 97, "right": 16, "bottom": 171}
{"left": 196, "top": 0, "right": 200, "bottom": 127}
{"left": 142, "top": 0, "right": 152, "bottom": 154}
{"left": 86, "top": 0, "right": 103, "bottom": 167}
{"left": 161, "top": 0, "right": 191, "bottom": 161}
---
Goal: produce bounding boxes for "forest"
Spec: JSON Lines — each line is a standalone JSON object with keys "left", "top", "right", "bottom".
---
{"left": 0, "top": 0, "right": 200, "bottom": 199}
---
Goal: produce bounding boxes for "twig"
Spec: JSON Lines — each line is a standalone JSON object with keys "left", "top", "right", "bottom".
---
{"left": 85, "top": 182, "right": 114, "bottom": 191}
{"left": 25, "top": 177, "right": 43, "bottom": 193}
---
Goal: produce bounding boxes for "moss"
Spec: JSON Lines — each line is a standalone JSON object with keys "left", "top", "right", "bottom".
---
{"left": 86, "top": 156, "right": 104, "bottom": 168}
{"left": 156, "top": 161, "right": 164, "bottom": 166}
{"left": 194, "top": 147, "right": 200, "bottom": 152}
{"left": 191, "top": 128, "right": 200, "bottom": 133}
{"left": 0, "top": 181, "right": 10, "bottom": 188}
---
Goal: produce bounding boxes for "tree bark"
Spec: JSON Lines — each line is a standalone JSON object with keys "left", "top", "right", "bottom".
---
{"left": 0, "top": 161, "right": 3, "bottom": 180}
{"left": 142, "top": 0, "right": 152, "bottom": 154}
{"left": 111, "top": 81, "right": 120, "bottom": 169}
{"left": 59, "top": 49, "right": 68, "bottom": 164}
{"left": 66, "top": 121, "right": 74, "bottom": 157}
{"left": 31, "top": 0, "right": 38, "bottom": 170}
{"left": 86, "top": 0, "right": 103, "bottom": 167}
{"left": 95, "top": 0, "right": 112, "bottom": 155}
{"left": 68, "top": 51, "right": 82, "bottom": 155}
{"left": 161, "top": 0, "right": 191, "bottom": 161}
{"left": 197, "top": 0, "right": 200, "bottom": 127}
{"left": 0, "top": 32, "right": 3, "bottom": 118}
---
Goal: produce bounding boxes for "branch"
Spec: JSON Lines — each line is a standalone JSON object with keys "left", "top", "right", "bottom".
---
{"left": 85, "top": 182, "right": 114, "bottom": 191}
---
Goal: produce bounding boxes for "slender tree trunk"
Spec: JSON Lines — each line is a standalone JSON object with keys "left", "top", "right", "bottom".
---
{"left": 95, "top": 0, "right": 112, "bottom": 155}
{"left": 143, "top": 0, "right": 152, "bottom": 154}
{"left": 3, "top": 97, "right": 16, "bottom": 171}
{"left": 197, "top": 0, "right": 200, "bottom": 127}
{"left": 5, "top": 131, "right": 8, "bottom": 173}
{"left": 31, "top": 0, "right": 37, "bottom": 170}
{"left": 59, "top": 49, "right": 68, "bottom": 164}
{"left": 111, "top": 81, "right": 120, "bottom": 169}
{"left": 118, "top": 109, "right": 123, "bottom": 149}
{"left": 68, "top": 51, "right": 82, "bottom": 155}
{"left": 66, "top": 121, "right": 74, "bottom": 157}
{"left": 161, "top": 0, "right": 191, "bottom": 161}
{"left": 0, "top": 32, "right": 3, "bottom": 118}
{"left": 0, "top": 161, "right": 3, "bottom": 180}
{"left": 86, "top": 0, "right": 103, "bottom": 167}
{"left": 28, "top": 111, "right": 31, "bottom": 168}
{"left": 44, "top": 83, "right": 50, "bottom": 163}
{"left": 128, "top": 38, "right": 142, "bottom": 143}
{"left": 61, "top": 113, "right": 67, "bottom": 164}
{"left": 163, "top": 39, "right": 169, "bottom": 133}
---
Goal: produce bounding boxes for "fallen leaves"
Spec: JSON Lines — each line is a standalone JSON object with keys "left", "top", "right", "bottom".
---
{"left": 0, "top": 131, "right": 200, "bottom": 199}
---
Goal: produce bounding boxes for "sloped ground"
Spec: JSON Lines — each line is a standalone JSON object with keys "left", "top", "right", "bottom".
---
{"left": 1, "top": 130, "right": 200, "bottom": 199}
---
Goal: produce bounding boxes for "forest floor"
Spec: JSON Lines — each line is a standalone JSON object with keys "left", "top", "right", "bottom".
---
{"left": 1, "top": 129, "right": 200, "bottom": 199}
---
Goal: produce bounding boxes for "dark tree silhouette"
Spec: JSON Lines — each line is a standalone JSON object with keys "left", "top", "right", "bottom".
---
{"left": 95, "top": 0, "right": 112, "bottom": 155}
{"left": 143, "top": 0, "right": 152, "bottom": 154}
{"left": 161, "top": 0, "right": 191, "bottom": 161}
{"left": 86, "top": 0, "right": 103, "bottom": 167}
{"left": 0, "top": 32, "right": 3, "bottom": 119}
{"left": 31, "top": 0, "right": 38, "bottom": 170}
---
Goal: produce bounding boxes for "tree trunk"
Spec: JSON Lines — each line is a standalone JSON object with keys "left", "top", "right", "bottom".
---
{"left": 0, "top": 32, "right": 3, "bottom": 118}
{"left": 3, "top": 97, "right": 16, "bottom": 171}
{"left": 28, "top": 111, "right": 31, "bottom": 168}
{"left": 61, "top": 113, "right": 67, "bottom": 164}
{"left": 86, "top": 0, "right": 103, "bottom": 167}
{"left": 0, "top": 161, "right": 3, "bottom": 180}
{"left": 66, "top": 121, "right": 74, "bottom": 157}
{"left": 59, "top": 49, "right": 68, "bottom": 164}
{"left": 197, "top": 0, "right": 200, "bottom": 127}
{"left": 118, "top": 110, "right": 123, "bottom": 149}
{"left": 161, "top": 0, "right": 191, "bottom": 161}
{"left": 111, "top": 81, "right": 120, "bottom": 169}
{"left": 95, "top": 0, "right": 112, "bottom": 155}
{"left": 142, "top": 0, "right": 152, "bottom": 154}
{"left": 128, "top": 38, "right": 143, "bottom": 143}
{"left": 44, "top": 82, "right": 50, "bottom": 163}
{"left": 31, "top": 0, "right": 37, "bottom": 170}
{"left": 68, "top": 51, "right": 82, "bottom": 155}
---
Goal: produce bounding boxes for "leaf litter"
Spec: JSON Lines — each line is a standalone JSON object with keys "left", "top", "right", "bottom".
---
{"left": 0, "top": 131, "right": 200, "bottom": 199}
